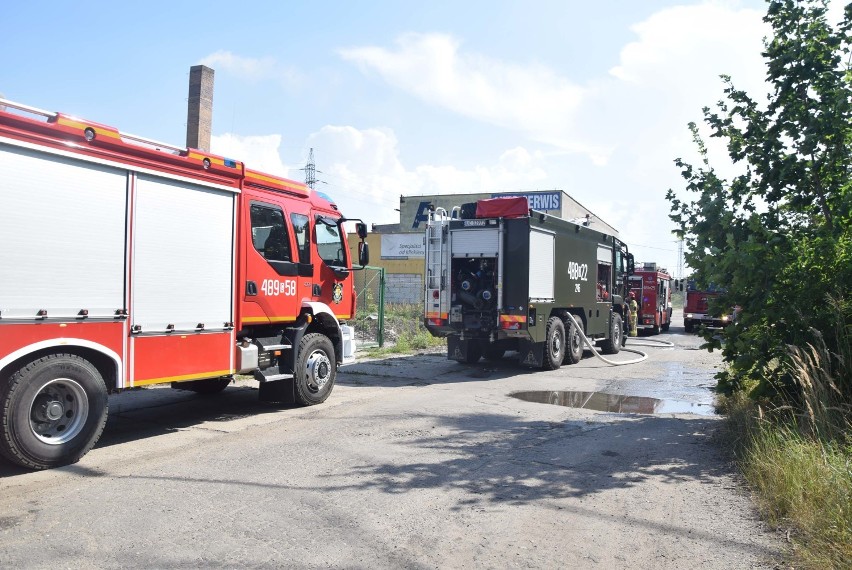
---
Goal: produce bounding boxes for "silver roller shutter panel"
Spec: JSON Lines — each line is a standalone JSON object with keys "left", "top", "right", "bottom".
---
{"left": 528, "top": 230, "right": 554, "bottom": 300}
{"left": 451, "top": 228, "right": 499, "bottom": 257}
{"left": 131, "top": 174, "right": 235, "bottom": 332}
{"left": 0, "top": 143, "right": 126, "bottom": 318}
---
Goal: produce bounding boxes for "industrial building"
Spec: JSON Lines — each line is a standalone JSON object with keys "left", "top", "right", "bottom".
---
{"left": 350, "top": 190, "right": 619, "bottom": 305}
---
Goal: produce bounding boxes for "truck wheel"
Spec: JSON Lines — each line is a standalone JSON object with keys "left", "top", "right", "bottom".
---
{"left": 294, "top": 333, "right": 336, "bottom": 405}
{"left": 600, "top": 314, "right": 623, "bottom": 355}
{"left": 662, "top": 321, "right": 670, "bottom": 332}
{"left": 0, "top": 354, "right": 108, "bottom": 470}
{"left": 542, "top": 316, "right": 565, "bottom": 370}
{"left": 563, "top": 318, "right": 583, "bottom": 365}
{"left": 172, "top": 377, "right": 231, "bottom": 395}
{"left": 684, "top": 320, "right": 694, "bottom": 333}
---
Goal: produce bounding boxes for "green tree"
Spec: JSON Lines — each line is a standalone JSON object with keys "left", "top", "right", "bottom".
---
{"left": 667, "top": 0, "right": 852, "bottom": 399}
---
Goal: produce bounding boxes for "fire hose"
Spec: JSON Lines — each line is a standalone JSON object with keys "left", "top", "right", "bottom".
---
{"left": 564, "top": 313, "right": 674, "bottom": 366}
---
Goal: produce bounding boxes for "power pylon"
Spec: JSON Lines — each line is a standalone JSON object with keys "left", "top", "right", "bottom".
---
{"left": 301, "top": 148, "right": 322, "bottom": 189}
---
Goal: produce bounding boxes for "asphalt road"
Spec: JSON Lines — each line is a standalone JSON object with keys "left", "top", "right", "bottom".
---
{"left": 0, "top": 312, "right": 782, "bottom": 568}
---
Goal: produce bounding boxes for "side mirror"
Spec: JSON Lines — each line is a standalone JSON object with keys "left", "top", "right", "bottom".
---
{"left": 356, "top": 222, "right": 368, "bottom": 240}
{"left": 358, "top": 241, "right": 369, "bottom": 267}
{"left": 627, "top": 253, "right": 635, "bottom": 274}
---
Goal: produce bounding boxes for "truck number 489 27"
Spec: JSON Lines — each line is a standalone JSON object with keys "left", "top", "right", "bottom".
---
{"left": 261, "top": 279, "right": 296, "bottom": 296}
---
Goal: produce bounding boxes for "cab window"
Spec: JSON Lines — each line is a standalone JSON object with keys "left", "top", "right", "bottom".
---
{"left": 315, "top": 215, "right": 347, "bottom": 267}
{"left": 251, "top": 204, "right": 291, "bottom": 262}
{"left": 290, "top": 213, "right": 311, "bottom": 264}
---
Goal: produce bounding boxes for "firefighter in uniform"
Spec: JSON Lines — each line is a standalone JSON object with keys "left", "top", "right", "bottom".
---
{"left": 628, "top": 291, "right": 639, "bottom": 337}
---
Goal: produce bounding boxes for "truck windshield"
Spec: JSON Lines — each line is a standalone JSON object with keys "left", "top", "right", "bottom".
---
{"left": 315, "top": 216, "right": 347, "bottom": 267}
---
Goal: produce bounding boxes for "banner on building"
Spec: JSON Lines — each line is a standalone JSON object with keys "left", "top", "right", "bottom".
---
{"left": 381, "top": 233, "right": 425, "bottom": 259}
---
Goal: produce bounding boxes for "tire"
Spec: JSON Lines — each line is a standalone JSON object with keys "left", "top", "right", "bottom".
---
{"left": 172, "top": 377, "right": 231, "bottom": 395}
{"left": 661, "top": 321, "right": 670, "bottom": 332}
{"left": 463, "top": 341, "right": 483, "bottom": 364}
{"left": 600, "top": 313, "right": 623, "bottom": 355}
{"left": 0, "top": 354, "right": 108, "bottom": 470}
{"left": 563, "top": 317, "right": 583, "bottom": 365}
{"left": 684, "top": 320, "right": 694, "bottom": 333}
{"left": 651, "top": 312, "right": 661, "bottom": 335}
{"left": 542, "top": 316, "right": 565, "bottom": 370}
{"left": 294, "top": 333, "right": 336, "bottom": 405}
{"left": 483, "top": 346, "right": 505, "bottom": 362}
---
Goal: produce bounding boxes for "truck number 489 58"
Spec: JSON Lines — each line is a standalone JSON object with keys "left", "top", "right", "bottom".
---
{"left": 261, "top": 279, "right": 296, "bottom": 296}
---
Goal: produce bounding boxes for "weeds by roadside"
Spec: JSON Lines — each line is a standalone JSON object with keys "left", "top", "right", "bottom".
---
{"left": 721, "top": 332, "right": 852, "bottom": 569}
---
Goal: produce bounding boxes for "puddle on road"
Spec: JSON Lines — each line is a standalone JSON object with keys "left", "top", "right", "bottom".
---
{"left": 510, "top": 390, "right": 716, "bottom": 416}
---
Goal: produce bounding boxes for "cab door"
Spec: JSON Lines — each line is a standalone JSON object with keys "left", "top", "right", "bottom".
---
{"left": 311, "top": 211, "right": 354, "bottom": 320}
{"left": 241, "top": 195, "right": 304, "bottom": 325}
{"left": 288, "top": 209, "right": 314, "bottom": 304}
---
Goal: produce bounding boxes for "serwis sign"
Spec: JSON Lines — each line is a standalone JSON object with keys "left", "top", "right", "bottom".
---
{"left": 492, "top": 191, "right": 561, "bottom": 211}
{"left": 407, "top": 191, "right": 563, "bottom": 229}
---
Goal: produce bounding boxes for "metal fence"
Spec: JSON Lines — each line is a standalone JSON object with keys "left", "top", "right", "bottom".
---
{"left": 351, "top": 267, "right": 428, "bottom": 348}
{"left": 352, "top": 266, "right": 385, "bottom": 347}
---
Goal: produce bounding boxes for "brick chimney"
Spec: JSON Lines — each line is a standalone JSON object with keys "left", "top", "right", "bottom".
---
{"left": 186, "top": 65, "right": 214, "bottom": 151}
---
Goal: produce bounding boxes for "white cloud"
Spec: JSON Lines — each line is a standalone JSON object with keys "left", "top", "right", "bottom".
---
{"left": 199, "top": 50, "right": 303, "bottom": 88}
{"left": 610, "top": 4, "right": 766, "bottom": 86}
{"left": 210, "top": 133, "right": 290, "bottom": 177}
{"left": 339, "top": 3, "right": 768, "bottom": 171}
{"left": 339, "top": 33, "right": 606, "bottom": 158}
{"left": 302, "top": 125, "right": 551, "bottom": 225}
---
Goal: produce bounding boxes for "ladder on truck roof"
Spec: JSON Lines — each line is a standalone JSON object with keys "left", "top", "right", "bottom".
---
{"left": 0, "top": 97, "right": 188, "bottom": 156}
{"left": 425, "top": 207, "right": 451, "bottom": 321}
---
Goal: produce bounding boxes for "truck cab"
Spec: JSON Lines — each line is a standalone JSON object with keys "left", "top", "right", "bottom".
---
{"left": 683, "top": 281, "right": 730, "bottom": 332}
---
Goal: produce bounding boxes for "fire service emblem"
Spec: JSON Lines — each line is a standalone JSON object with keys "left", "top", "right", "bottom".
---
{"left": 332, "top": 282, "right": 343, "bottom": 304}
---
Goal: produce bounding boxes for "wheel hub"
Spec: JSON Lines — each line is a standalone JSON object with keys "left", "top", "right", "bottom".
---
{"left": 33, "top": 395, "right": 65, "bottom": 422}
{"left": 571, "top": 332, "right": 581, "bottom": 352}
{"left": 305, "top": 351, "right": 332, "bottom": 391}
{"left": 550, "top": 332, "right": 563, "bottom": 356}
{"left": 28, "top": 378, "right": 89, "bottom": 445}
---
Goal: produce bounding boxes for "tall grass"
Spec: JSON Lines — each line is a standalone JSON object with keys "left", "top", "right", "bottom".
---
{"left": 724, "top": 323, "right": 852, "bottom": 569}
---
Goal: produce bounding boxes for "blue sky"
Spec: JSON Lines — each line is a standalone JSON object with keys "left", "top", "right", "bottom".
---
{"left": 2, "top": 1, "right": 842, "bottom": 274}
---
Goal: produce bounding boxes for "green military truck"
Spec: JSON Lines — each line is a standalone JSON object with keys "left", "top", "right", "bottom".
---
{"left": 423, "top": 197, "right": 633, "bottom": 369}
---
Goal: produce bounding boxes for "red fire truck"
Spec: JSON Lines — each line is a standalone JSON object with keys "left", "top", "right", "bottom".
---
{"left": 628, "top": 263, "right": 672, "bottom": 335}
{"left": 683, "top": 281, "right": 729, "bottom": 332}
{"left": 0, "top": 98, "right": 368, "bottom": 469}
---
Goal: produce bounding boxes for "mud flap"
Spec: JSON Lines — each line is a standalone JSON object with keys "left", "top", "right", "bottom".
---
{"left": 258, "top": 378, "right": 295, "bottom": 404}
{"left": 447, "top": 336, "right": 473, "bottom": 362}
{"left": 280, "top": 319, "right": 310, "bottom": 374}
{"left": 518, "top": 339, "right": 543, "bottom": 368}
